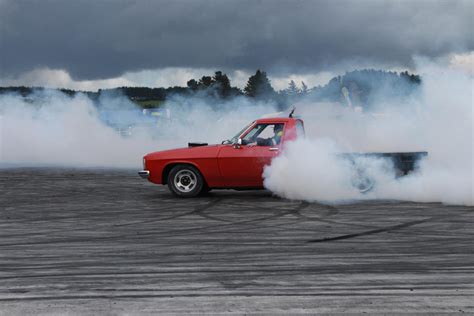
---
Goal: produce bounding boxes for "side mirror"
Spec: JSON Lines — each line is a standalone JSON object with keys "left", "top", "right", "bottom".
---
{"left": 233, "top": 138, "right": 242, "bottom": 149}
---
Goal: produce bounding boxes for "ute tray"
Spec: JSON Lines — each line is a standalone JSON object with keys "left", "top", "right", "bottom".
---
{"left": 342, "top": 151, "right": 428, "bottom": 175}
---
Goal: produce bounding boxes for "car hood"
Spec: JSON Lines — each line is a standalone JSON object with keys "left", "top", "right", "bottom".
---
{"left": 145, "top": 144, "right": 222, "bottom": 160}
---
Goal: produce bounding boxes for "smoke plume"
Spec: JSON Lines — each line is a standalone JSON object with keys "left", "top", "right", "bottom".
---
{"left": 264, "top": 62, "right": 473, "bottom": 205}
{"left": 0, "top": 91, "right": 275, "bottom": 168}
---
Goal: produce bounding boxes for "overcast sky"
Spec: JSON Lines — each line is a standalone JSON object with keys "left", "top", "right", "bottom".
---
{"left": 0, "top": 0, "right": 472, "bottom": 90}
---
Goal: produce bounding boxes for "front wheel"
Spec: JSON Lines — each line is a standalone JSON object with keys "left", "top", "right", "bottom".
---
{"left": 167, "top": 165, "right": 205, "bottom": 197}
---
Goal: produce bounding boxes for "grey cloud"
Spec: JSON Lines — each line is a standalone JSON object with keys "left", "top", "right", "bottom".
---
{"left": 1, "top": 0, "right": 472, "bottom": 80}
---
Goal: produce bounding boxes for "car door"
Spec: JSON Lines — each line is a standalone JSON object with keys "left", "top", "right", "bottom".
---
{"left": 217, "top": 123, "right": 283, "bottom": 187}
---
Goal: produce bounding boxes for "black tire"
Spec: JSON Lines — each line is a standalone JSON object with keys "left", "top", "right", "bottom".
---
{"left": 167, "top": 165, "right": 205, "bottom": 198}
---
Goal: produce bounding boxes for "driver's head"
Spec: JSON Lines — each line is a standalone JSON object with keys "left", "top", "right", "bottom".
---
{"left": 274, "top": 124, "right": 283, "bottom": 134}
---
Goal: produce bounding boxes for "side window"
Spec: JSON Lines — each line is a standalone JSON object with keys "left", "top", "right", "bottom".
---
{"left": 241, "top": 123, "right": 285, "bottom": 146}
{"left": 258, "top": 125, "right": 276, "bottom": 139}
{"left": 242, "top": 125, "right": 264, "bottom": 143}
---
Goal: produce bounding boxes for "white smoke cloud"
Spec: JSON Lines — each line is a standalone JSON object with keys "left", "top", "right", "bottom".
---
{"left": 0, "top": 92, "right": 151, "bottom": 167}
{"left": 0, "top": 90, "right": 276, "bottom": 168}
{"left": 264, "top": 61, "right": 473, "bottom": 206}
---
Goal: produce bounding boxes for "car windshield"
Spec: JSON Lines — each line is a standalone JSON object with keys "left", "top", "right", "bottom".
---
{"left": 229, "top": 121, "right": 254, "bottom": 143}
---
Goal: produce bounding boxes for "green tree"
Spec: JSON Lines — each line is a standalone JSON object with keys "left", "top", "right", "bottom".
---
{"left": 244, "top": 70, "right": 275, "bottom": 98}
{"left": 187, "top": 79, "right": 198, "bottom": 90}
{"left": 199, "top": 76, "right": 213, "bottom": 88}
{"left": 400, "top": 71, "right": 421, "bottom": 84}
{"left": 286, "top": 80, "right": 299, "bottom": 96}
{"left": 301, "top": 81, "right": 308, "bottom": 95}
{"left": 213, "top": 71, "right": 232, "bottom": 98}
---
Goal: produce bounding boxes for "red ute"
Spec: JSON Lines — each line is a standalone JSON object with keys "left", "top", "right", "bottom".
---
{"left": 139, "top": 117, "right": 304, "bottom": 197}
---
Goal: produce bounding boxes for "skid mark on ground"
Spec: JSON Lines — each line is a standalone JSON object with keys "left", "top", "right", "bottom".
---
{"left": 308, "top": 217, "right": 434, "bottom": 243}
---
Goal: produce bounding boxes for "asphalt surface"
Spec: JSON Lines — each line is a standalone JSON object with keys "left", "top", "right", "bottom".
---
{"left": 0, "top": 168, "right": 473, "bottom": 314}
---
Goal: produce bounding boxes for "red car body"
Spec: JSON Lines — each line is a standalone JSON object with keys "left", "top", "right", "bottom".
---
{"left": 142, "top": 117, "right": 303, "bottom": 189}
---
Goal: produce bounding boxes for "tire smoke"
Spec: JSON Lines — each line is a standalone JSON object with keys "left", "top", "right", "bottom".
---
{"left": 0, "top": 91, "right": 276, "bottom": 168}
{"left": 264, "top": 62, "right": 473, "bottom": 205}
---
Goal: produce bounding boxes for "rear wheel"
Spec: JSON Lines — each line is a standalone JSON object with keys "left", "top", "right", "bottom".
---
{"left": 167, "top": 165, "right": 205, "bottom": 197}
{"left": 354, "top": 176, "right": 374, "bottom": 193}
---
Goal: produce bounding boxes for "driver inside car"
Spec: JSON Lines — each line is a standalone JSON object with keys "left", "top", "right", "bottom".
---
{"left": 248, "top": 124, "right": 284, "bottom": 146}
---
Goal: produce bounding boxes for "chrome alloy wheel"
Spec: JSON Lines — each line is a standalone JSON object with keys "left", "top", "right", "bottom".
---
{"left": 174, "top": 169, "right": 197, "bottom": 193}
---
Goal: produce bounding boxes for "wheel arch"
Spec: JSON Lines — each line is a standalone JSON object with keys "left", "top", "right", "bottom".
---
{"left": 162, "top": 161, "right": 206, "bottom": 186}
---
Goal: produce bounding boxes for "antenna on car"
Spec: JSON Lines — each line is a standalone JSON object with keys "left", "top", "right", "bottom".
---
{"left": 289, "top": 106, "right": 296, "bottom": 118}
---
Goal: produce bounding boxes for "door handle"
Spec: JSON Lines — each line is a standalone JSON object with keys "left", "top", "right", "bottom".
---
{"left": 269, "top": 147, "right": 279, "bottom": 151}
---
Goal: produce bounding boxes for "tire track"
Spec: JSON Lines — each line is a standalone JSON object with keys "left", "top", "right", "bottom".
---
{"left": 308, "top": 217, "right": 433, "bottom": 243}
{"left": 195, "top": 200, "right": 310, "bottom": 225}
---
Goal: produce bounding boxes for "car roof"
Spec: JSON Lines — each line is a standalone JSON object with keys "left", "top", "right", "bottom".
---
{"left": 255, "top": 117, "right": 297, "bottom": 124}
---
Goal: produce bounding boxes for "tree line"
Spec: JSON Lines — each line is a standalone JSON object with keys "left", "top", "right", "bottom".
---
{"left": 0, "top": 69, "right": 421, "bottom": 109}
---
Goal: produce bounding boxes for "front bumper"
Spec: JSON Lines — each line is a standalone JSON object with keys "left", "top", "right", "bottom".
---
{"left": 138, "top": 170, "right": 150, "bottom": 179}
